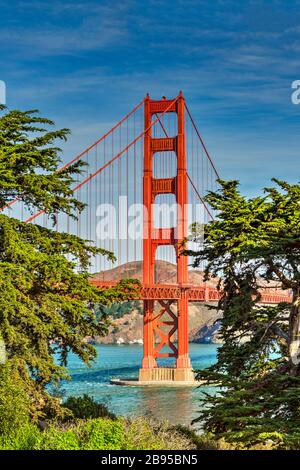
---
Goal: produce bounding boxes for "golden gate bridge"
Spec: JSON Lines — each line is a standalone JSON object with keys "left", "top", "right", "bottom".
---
{"left": 3, "top": 92, "right": 291, "bottom": 384}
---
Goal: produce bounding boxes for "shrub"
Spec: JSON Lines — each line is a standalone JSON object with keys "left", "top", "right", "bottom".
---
{"left": 0, "top": 361, "right": 30, "bottom": 436}
{"left": 63, "top": 394, "right": 116, "bottom": 420}
{"left": 80, "top": 418, "right": 124, "bottom": 450}
{"left": 123, "top": 418, "right": 197, "bottom": 450}
{"left": 0, "top": 423, "right": 42, "bottom": 450}
{"left": 35, "top": 426, "right": 80, "bottom": 450}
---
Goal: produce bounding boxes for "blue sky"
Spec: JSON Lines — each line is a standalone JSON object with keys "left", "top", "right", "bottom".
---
{"left": 1, "top": 0, "right": 300, "bottom": 196}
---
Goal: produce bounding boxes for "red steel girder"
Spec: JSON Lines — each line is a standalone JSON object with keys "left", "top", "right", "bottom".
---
{"left": 152, "top": 177, "right": 176, "bottom": 195}
{"left": 153, "top": 300, "right": 178, "bottom": 358}
{"left": 151, "top": 137, "right": 176, "bottom": 152}
{"left": 89, "top": 280, "right": 292, "bottom": 304}
{"left": 150, "top": 99, "right": 177, "bottom": 114}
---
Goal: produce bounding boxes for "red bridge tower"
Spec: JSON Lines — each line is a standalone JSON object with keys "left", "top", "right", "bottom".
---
{"left": 139, "top": 92, "right": 194, "bottom": 383}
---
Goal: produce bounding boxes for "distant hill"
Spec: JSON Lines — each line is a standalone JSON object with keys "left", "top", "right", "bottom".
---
{"left": 91, "top": 259, "right": 218, "bottom": 288}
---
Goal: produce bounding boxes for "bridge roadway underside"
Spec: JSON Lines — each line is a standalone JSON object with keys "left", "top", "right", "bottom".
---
{"left": 90, "top": 280, "right": 291, "bottom": 304}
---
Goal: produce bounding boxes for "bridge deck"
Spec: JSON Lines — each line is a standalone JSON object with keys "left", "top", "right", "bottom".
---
{"left": 90, "top": 280, "right": 291, "bottom": 304}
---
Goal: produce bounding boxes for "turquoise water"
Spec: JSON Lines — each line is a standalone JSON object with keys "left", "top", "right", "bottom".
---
{"left": 62, "top": 343, "right": 218, "bottom": 428}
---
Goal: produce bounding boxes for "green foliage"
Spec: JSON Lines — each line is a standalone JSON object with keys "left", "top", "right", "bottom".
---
{"left": 0, "top": 106, "right": 140, "bottom": 419}
{"left": 63, "top": 394, "right": 116, "bottom": 420}
{"left": 0, "top": 360, "right": 30, "bottom": 435}
{"left": 37, "top": 426, "right": 80, "bottom": 450}
{"left": 0, "top": 106, "right": 82, "bottom": 217}
{"left": 0, "top": 416, "right": 200, "bottom": 450}
{"left": 80, "top": 418, "right": 124, "bottom": 450}
{"left": 0, "top": 422, "right": 42, "bottom": 450}
{"left": 187, "top": 178, "right": 300, "bottom": 448}
{"left": 96, "top": 300, "right": 142, "bottom": 320}
{"left": 121, "top": 418, "right": 195, "bottom": 450}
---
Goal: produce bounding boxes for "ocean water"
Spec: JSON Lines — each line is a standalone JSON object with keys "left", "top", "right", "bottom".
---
{"left": 61, "top": 343, "right": 218, "bottom": 428}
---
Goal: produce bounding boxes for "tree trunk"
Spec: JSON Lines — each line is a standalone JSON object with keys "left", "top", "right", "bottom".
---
{"left": 289, "top": 286, "right": 300, "bottom": 375}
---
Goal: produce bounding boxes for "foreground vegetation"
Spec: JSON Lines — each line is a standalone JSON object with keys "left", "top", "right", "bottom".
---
{"left": 0, "top": 105, "right": 139, "bottom": 420}
{"left": 0, "top": 389, "right": 289, "bottom": 451}
{"left": 0, "top": 391, "right": 209, "bottom": 451}
{"left": 187, "top": 178, "right": 300, "bottom": 449}
{"left": 0, "top": 417, "right": 199, "bottom": 451}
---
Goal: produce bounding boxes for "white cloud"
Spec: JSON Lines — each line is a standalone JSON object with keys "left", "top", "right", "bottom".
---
{"left": 0, "top": 2, "right": 130, "bottom": 57}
